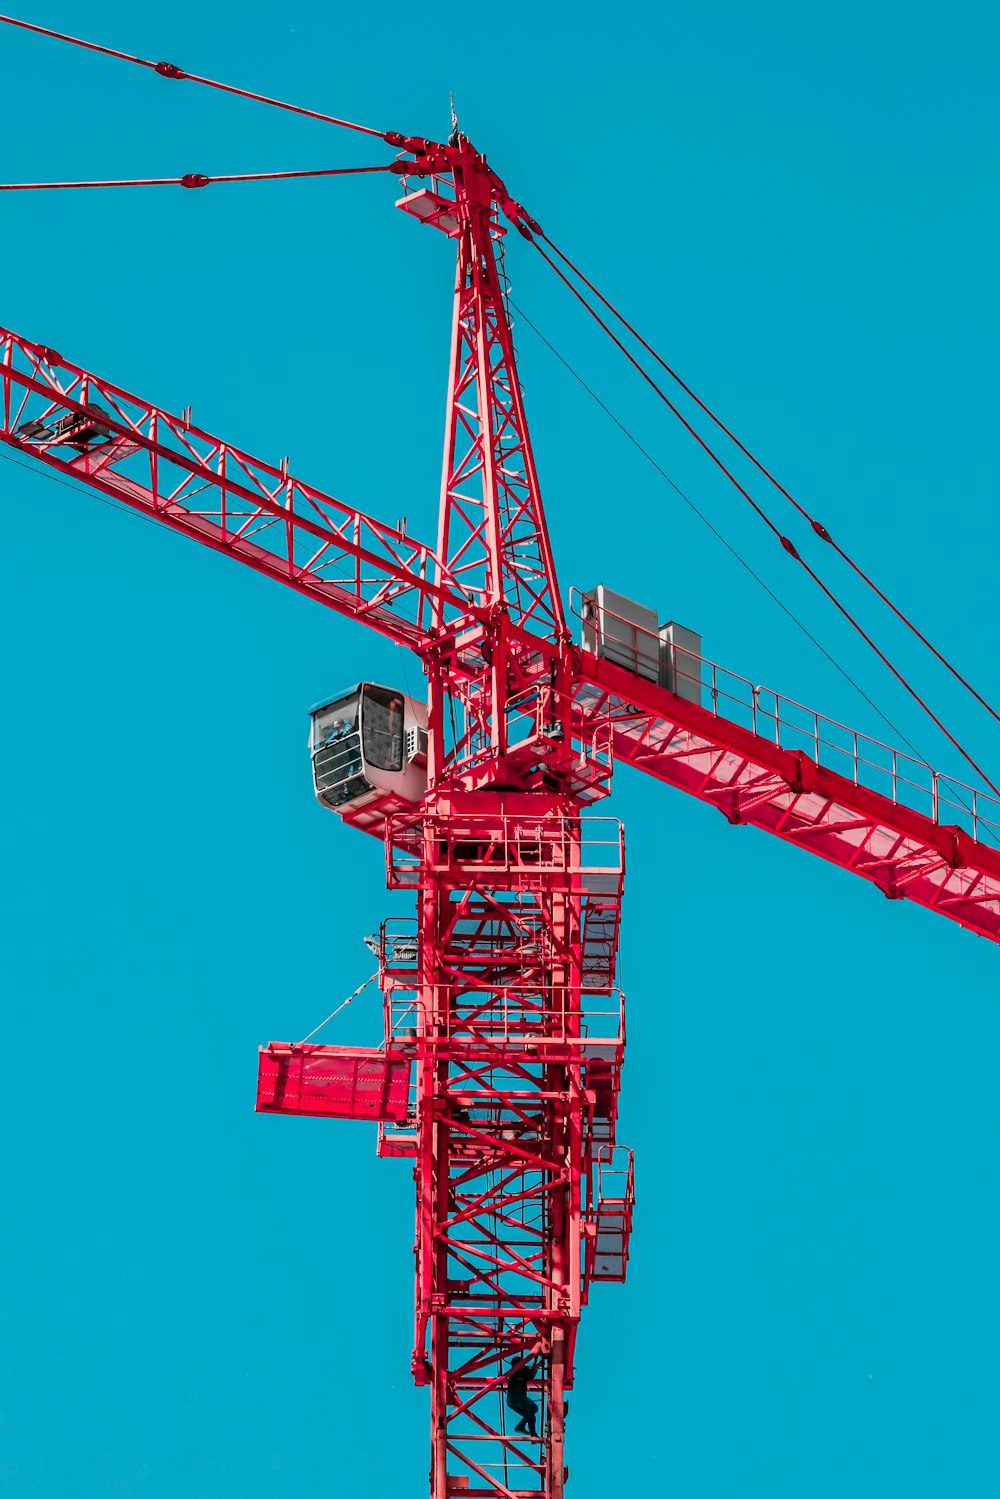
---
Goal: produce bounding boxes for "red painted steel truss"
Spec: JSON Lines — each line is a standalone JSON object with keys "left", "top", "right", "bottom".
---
{"left": 423, "top": 154, "right": 564, "bottom": 641}
{"left": 381, "top": 800, "right": 630, "bottom": 1499}
{"left": 0, "top": 326, "right": 468, "bottom": 648}
{"left": 575, "top": 650, "right": 1000, "bottom": 944}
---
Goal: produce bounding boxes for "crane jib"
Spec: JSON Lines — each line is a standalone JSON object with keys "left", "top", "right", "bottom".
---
{"left": 0, "top": 329, "right": 477, "bottom": 646}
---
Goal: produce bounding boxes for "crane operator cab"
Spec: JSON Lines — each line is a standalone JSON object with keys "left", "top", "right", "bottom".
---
{"left": 309, "top": 682, "right": 428, "bottom": 825}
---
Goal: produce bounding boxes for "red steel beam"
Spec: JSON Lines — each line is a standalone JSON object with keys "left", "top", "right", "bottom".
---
{"left": 0, "top": 327, "right": 474, "bottom": 649}
{"left": 392, "top": 799, "right": 627, "bottom": 1499}
{"left": 423, "top": 141, "right": 565, "bottom": 643}
{"left": 575, "top": 649, "right": 1000, "bottom": 943}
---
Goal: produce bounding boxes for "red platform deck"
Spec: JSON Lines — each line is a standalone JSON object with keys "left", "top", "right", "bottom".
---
{"left": 257, "top": 1043, "right": 412, "bottom": 1123}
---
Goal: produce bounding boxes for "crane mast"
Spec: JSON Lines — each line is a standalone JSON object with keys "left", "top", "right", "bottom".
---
{"left": 399, "top": 139, "right": 629, "bottom": 1498}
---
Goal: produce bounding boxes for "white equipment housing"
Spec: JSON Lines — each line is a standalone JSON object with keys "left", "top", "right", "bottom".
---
{"left": 581, "top": 585, "right": 660, "bottom": 681}
{"left": 582, "top": 584, "right": 702, "bottom": 705}
{"left": 309, "top": 682, "right": 428, "bottom": 814}
{"left": 659, "top": 621, "right": 702, "bottom": 705}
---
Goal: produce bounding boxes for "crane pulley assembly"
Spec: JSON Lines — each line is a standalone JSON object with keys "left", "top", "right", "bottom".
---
{"left": 2, "top": 14, "right": 998, "bottom": 1499}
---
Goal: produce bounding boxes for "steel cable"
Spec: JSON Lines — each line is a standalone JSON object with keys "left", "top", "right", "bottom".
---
{"left": 0, "top": 165, "right": 396, "bottom": 191}
{"left": 529, "top": 237, "right": 1000, "bottom": 796}
{"left": 507, "top": 297, "right": 930, "bottom": 764}
{"left": 298, "top": 971, "right": 379, "bottom": 1045}
{"left": 0, "top": 13, "right": 391, "bottom": 139}
{"left": 535, "top": 228, "right": 1000, "bottom": 735}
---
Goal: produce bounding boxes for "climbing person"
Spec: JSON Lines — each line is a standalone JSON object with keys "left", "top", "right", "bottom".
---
{"left": 505, "top": 1355, "right": 540, "bottom": 1437}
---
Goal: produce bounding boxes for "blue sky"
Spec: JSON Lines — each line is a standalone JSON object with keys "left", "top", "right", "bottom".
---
{"left": 1, "top": 2, "right": 998, "bottom": 1495}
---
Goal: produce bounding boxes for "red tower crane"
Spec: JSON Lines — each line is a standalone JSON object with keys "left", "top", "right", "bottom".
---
{"left": 2, "top": 18, "right": 999, "bottom": 1499}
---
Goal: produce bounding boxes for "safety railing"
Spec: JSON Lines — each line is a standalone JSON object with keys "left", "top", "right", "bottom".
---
{"left": 504, "top": 678, "right": 615, "bottom": 800}
{"left": 385, "top": 811, "right": 625, "bottom": 891}
{"left": 378, "top": 916, "right": 420, "bottom": 973}
{"left": 376, "top": 985, "right": 625, "bottom": 1159}
{"left": 570, "top": 587, "right": 1000, "bottom": 849}
{"left": 584, "top": 1145, "right": 635, "bottom": 1286}
{"left": 382, "top": 981, "right": 625, "bottom": 1053}
{"left": 379, "top": 910, "right": 621, "bottom": 1002}
{"left": 311, "top": 731, "right": 365, "bottom": 803}
{"left": 594, "top": 1144, "right": 635, "bottom": 1204}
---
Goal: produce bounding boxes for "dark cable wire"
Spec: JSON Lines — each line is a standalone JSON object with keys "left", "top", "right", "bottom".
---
{"left": 529, "top": 237, "right": 1000, "bottom": 796}
{"left": 0, "top": 12, "right": 391, "bottom": 139}
{"left": 0, "top": 444, "right": 177, "bottom": 532}
{"left": 508, "top": 297, "right": 930, "bottom": 763}
{"left": 0, "top": 165, "right": 395, "bottom": 191}
{"left": 536, "top": 228, "right": 1000, "bottom": 734}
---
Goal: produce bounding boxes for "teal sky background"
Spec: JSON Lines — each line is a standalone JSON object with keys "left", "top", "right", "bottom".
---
{"left": 2, "top": 2, "right": 998, "bottom": 1495}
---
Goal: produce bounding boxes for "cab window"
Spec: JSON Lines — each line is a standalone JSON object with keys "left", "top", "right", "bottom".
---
{"left": 363, "top": 686, "right": 404, "bottom": 771}
{"left": 313, "top": 694, "right": 359, "bottom": 750}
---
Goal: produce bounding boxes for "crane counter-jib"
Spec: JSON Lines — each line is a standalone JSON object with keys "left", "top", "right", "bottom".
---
{"left": 574, "top": 646, "right": 1000, "bottom": 943}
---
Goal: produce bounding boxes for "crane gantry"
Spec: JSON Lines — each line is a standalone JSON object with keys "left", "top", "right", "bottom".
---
{"left": 2, "top": 15, "right": 999, "bottom": 1499}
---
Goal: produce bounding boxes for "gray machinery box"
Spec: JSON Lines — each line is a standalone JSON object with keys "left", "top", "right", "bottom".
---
{"left": 659, "top": 621, "right": 703, "bottom": 705}
{"left": 581, "top": 585, "right": 660, "bottom": 681}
